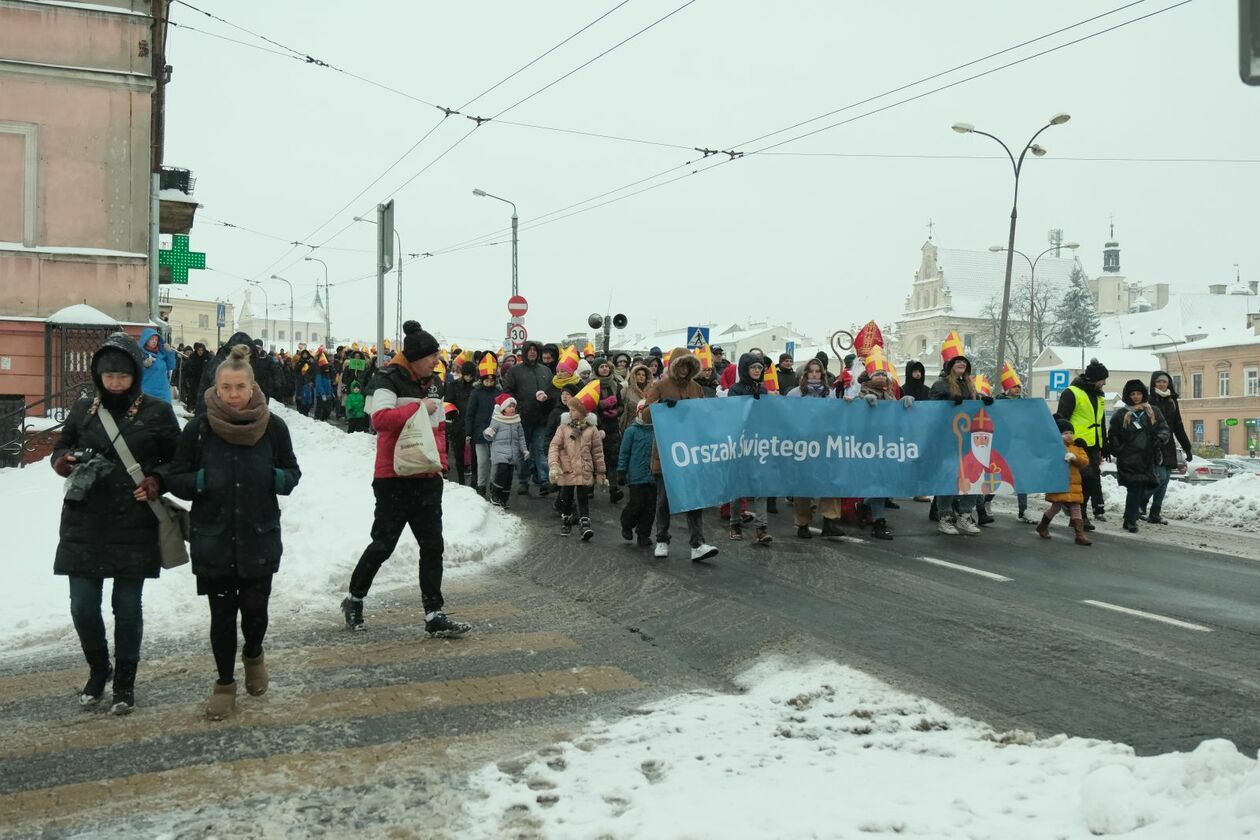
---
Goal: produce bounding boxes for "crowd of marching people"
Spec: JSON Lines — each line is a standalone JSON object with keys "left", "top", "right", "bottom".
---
{"left": 47, "top": 318, "right": 1194, "bottom": 722}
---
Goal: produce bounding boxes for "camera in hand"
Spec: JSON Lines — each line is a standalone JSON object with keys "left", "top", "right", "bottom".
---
{"left": 70, "top": 447, "right": 96, "bottom": 462}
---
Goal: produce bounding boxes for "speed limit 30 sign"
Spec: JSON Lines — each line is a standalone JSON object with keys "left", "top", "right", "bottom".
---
{"left": 508, "top": 324, "right": 528, "bottom": 344}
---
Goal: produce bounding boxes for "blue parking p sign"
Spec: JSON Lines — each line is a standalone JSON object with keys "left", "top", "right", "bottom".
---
{"left": 1049, "top": 369, "right": 1069, "bottom": 390}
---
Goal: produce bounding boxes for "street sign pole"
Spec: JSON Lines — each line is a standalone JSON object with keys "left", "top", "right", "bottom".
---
{"left": 377, "top": 200, "right": 394, "bottom": 355}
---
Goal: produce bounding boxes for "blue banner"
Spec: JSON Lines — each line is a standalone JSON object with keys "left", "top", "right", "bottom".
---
{"left": 652, "top": 397, "right": 1067, "bottom": 512}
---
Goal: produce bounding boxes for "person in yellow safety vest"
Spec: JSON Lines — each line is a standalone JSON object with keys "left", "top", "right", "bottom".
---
{"left": 1055, "top": 358, "right": 1110, "bottom": 531}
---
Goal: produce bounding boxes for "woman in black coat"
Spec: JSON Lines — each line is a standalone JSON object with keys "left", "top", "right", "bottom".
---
{"left": 51, "top": 332, "right": 181, "bottom": 713}
{"left": 1108, "top": 379, "right": 1170, "bottom": 533}
{"left": 161, "top": 345, "right": 301, "bottom": 720}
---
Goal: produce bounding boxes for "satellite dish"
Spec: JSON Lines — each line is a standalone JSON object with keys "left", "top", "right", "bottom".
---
{"left": 612, "top": 313, "right": 628, "bottom": 329}
{"left": 588, "top": 313, "right": 604, "bottom": 329}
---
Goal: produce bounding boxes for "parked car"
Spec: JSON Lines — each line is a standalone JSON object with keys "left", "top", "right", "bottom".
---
{"left": 1178, "top": 459, "right": 1229, "bottom": 483}
{"left": 1222, "top": 456, "right": 1260, "bottom": 477}
{"left": 1209, "top": 458, "right": 1245, "bottom": 478}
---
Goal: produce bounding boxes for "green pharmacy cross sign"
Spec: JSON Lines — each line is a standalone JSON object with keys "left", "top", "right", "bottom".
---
{"left": 159, "top": 234, "right": 206, "bottom": 285}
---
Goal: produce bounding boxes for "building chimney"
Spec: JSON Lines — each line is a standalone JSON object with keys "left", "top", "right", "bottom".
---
{"left": 1208, "top": 283, "right": 1226, "bottom": 295}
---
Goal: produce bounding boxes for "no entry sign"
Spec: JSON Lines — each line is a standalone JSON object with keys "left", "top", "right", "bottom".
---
{"left": 508, "top": 323, "right": 528, "bottom": 344}
{"left": 507, "top": 295, "right": 528, "bottom": 317}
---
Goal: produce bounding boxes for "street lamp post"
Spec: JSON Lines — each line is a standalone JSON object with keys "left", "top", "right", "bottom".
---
{"left": 989, "top": 241, "right": 1079, "bottom": 383}
{"left": 304, "top": 256, "right": 330, "bottom": 345}
{"left": 247, "top": 281, "right": 270, "bottom": 349}
{"left": 473, "top": 189, "right": 518, "bottom": 349}
{"left": 270, "top": 274, "right": 295, "bottom": 352}
{"left": 1152, "top": 330, "right": 1189, "bottom": 389}
{"left": 953, "top": 113, "right": 1070, "bottom": 377}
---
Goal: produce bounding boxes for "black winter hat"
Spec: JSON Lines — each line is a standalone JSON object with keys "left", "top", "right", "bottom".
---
{"left": 1122, "top": 379, "right": 1149, "bottom": 402}
{"left": 401, "top": 320, "right": 439, "bottom": 362}
{"left": 460, "top": 361, "right": 477, "bottom": 377}
{"left": 1055, "top": 418, "right": 1074, "bottom": 433}
{"left": 1084, "top": 358, "right": 1109, "bottom": 382}
{"left": 815, "top": 351, "right": 829, "bottom": 369}
{"left": 94, "top": 348, "right": 134, "bottom": 375}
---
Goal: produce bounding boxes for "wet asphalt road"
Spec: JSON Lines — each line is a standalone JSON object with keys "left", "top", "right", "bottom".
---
{"left": 504, "top": 486, "right": 1260, "bottom": 756}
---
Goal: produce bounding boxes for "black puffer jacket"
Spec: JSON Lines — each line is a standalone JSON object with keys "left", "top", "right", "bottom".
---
{"left": 727, "top": 353, "right": 767, "bottom": 398}
{"left": 502, "top": 341, "right": 553, "bottom": 425}
{"left": 1107, "top": 381, "right": 1170, "bottom": 489}
{"left": 52, "top": 333, "right": 181, "bottom": 579}
{"left": 1148, "top": 370, "right": 1193, "bottom": 465}
{"left": 902, "top": 360, "right": 932, "bottom": 401}
{"left": 161, "top": 414, "right": 301, "bottom": 579}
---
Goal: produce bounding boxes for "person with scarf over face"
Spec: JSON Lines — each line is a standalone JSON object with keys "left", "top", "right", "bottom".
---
{"left": 340, "top": 321, "right": 471, "bottom": 638}
{"left": 853, "top": 367, "right": 916, "bottom": 540}
{"left": 1141, "top": 370, "right": 1194, "bottom": 524}
{"left": 592, "top": 357, "right": 625, "bottom": 503}
{"left": 161, "top": 345, "right": 301, "bottom": 720}
{"left": 51, "top": 333, "right": 181, "bottom": 714}
{"left": 725, "top": 353, "right": 774, "bottom": 546}
{"left": 929, "top": 351, "right": 993, "bottom": 536}
{"left": 1108, "top": 379, "right": 1170, "bottom": 533}
{"left": 788, "top": 358, "right": 845, "bottom": 539}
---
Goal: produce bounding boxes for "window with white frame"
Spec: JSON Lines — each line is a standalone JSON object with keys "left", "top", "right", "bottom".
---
{"left": 197, "top": 314, "right": 209, "bottom": 328}
{"left": 1246, "top": 367, "right": 1259, "bottom": 397}
{"left": 1219, "top": 370, "right": 1230, "bottom": 397}
{"left": 0, "top": 121, "right": 37, "bottom": 246}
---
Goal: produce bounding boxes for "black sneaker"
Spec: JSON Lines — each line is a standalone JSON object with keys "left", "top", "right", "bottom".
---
{"left": 870, "top": 519, "right": 893, "bottom": 541}
{"left": 622, "top": 526, "right": 634, "bottom": 542}
{"left": 425, "top": 612, "right": 471, "bottom": 638}
{"left": 560, "top": 518, "right": 572, "bottom": 537}
{"left": 341, "top": 597, "right": 366, "bottom": 632}
{"left": 580, "top": 517, "right": 594, "bottom": 541}
{"left": 885, "top": 500, "right": 901, "bottom": 510}
{"left": 538, "top": 485, "right": 552, "bottom": 497}
{"left": 797, "top": 524, "right": 812, "bottom": 539}
{"left": 821, "top": 518, "right": 844, "bottom": 538}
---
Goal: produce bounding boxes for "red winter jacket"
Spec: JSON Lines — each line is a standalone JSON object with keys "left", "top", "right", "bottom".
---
{"left": 365, "top": 356, "right": 448, "bottom": 479}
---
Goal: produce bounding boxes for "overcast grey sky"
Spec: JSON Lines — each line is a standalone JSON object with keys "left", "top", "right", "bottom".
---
{"left": 164, "top": 0, "right": 1258, "bottom": 348}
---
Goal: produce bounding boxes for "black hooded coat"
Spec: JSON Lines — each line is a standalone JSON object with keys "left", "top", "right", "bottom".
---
{"left": 728, "top": 353, "right": 768, "bottom": 398}
{"left": 902, "top": 360, "right": 932, "bottom": 401}
{"left": 52, "top": 333, "right": 182, "bottom": 579}
{"left": 1147, "top": 370, "right": 1193, "bottom": 465}
{"left": 502, "top": 340, "right": 553, "bottom": 425}
{"left": 1108, "top": 379, "right": 1170, "bottom": 488}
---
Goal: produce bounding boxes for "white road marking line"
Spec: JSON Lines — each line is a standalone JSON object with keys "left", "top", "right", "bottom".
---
{"left": 918, "top": 556, "right": 1012, "bottom": 582}
{"left": 1080, "top": 599, "right": 1213, "bottom": 632}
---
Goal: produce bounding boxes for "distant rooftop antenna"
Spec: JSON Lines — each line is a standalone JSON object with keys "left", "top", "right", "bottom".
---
{"left": 1048, "top": 228, "right": 1064, "bottom": 257}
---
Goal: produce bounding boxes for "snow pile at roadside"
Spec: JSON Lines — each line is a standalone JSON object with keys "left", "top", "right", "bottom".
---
{"left": 0, "top": 404, "right": 525, "bottom": 659}
{"left": 463, "top": 658, "right": 1260, "bottom": 839}
{"left": 1102, "top": 473, "right": 1260, "bottom": 531}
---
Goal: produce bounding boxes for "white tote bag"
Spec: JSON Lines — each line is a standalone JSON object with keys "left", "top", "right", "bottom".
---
{"left": 394, "top": 403, "right": 443, "bottom": 476}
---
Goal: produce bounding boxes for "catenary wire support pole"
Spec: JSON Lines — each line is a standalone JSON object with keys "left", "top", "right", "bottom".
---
{"left": 304, "top": 256, "right": 330, "bottom": 344}
{"left": 270, "top": 274, "right": 294, "bottom": 353}
{"left": 954, "top": 113, "right": 1070, "bottom": 378}
{"left": 991, "top": 241, "right": 1078, "bottom": 384}
{"left": 247, "top": 281, "right": 270, "bottom": 348}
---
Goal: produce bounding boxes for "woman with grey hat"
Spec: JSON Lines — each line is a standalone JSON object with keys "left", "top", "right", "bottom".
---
{"left": 50, "top": 332, "right": 181, "bottom": 714}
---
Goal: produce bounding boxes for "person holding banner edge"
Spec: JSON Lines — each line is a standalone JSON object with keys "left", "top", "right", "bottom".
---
{"left": 726, "top": 353, "right": 773, "bottom": 546}
{"left": 787, "top": 357, "right": 845, "bottom": 539}
{"left": 929, "top": 336, "right": 992, "bottom": 537}
{"left": 644, "top": 347, "right": 719, "bottom": 562}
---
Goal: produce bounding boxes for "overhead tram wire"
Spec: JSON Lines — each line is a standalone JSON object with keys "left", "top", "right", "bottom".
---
{"left": 757, "top": 152, "right": 1260, "bottom": 164}
{"left": 424, "top": 0, "right": 1195, "bottom": 256}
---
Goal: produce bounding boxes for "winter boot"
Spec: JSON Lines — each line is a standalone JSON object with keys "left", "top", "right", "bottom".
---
{"left": 1147, "top": 509, "right": 1168, "bottom": 525}
{"left": 538, "top": 484, "right": 551, "bottom": 497}
{"left": 729, "top": 523, "right": 743, "bottom": 541}
{"left": 79, "top": 648, "right": 112, "bottom": 708}
{"left": 821, "top": 518, "right": 844, "bottom": 538}
{"left": 975, "top": 501, "right": 995, "bottom": 526}
{"left": 1071, "top": 518, "right": 1092, "bottom": 546}
{"left": 425, "top": 611, "right": 472, "bottom": 638}
{"left": 609, "top": 486, "right": 624, "bottom": 504}
{"left": 622, "top": 525, "right": 634, "bottom": 542}
{"left": 517, "top": 483, "right": 530, "bottom": 496}
{"left": 796, "top": 524, "right": 813, "bottom": 539}
{"left": 243, "top": 652, "right": 268, "bottom": 697}
{"left": 206, "top": 681, "right": 237, "bottom": 721}
{"left": 580, "top": 517, "right": 594, "bottom": 542}
{"left": 560, "top": 516, "right": 573, "bottom": 537}
{"left": 341, "top": 597, "right": 366, "bottom": 631}
{"left": 870, "top": 519, "right": 893, "bottom": 541}
{"left": 110, "top": 660, "right": 137, "bottom": 715}
{"left": 1035, "top": 514, "right": 1052, "bottom": 539}
{"left": 753, "top": 526, "right": 773, "bottom": 546}
{"left": 475, "top": 485, "right": 486, "bottom": 498}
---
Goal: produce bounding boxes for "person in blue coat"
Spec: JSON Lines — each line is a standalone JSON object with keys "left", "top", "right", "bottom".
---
{"left": 616, "top": 399, "right": 657, "bottom": 547}
{"left": 138, "top": 327, "right": 177, "bottom": 403}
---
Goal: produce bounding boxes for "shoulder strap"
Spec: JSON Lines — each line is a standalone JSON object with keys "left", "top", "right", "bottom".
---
{"left": 96, "top": 408, "right": 145, "bottom": 488}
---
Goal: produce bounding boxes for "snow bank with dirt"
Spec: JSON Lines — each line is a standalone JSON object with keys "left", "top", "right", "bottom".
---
{"left": 1102, "top": 473, "right": 1260, "bottom": 532}
{"left": 0, "top": 404, "right": 525, "bottom": 660}
{"left": 463, "top": 658, "right": 1260, "bottom": 839}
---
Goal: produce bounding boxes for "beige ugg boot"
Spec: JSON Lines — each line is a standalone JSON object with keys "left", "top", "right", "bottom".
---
{"left": 243, "top": 652, "right": 268, "bottom": 697}
{"left": 206, "top": 681, "right": 237, "bottom": 721}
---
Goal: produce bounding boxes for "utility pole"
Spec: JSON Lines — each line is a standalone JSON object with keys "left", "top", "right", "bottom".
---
{"left": 147, "top": 0, "right": 169, "bottom": 325}
{"left": 377, "top": 201, "right": 394, "bottom": 355}
{"left": 304, "top": 257, "right": 330, "bottom": 344}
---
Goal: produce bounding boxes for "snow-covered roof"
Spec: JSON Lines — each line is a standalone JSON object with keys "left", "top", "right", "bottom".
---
{"left": 1097, "top": 292, "right": 1258, "bottom": 349}
{"left": 46, "top": 303, "right": 118, "bottom": 326}
{"left": 158, "top": 189, "right": 199, "bottom": 205}
{"left": 932, "top": 248, "right": 1078, "bottom": 320}
{"left": 1034, "top": 345, "right": 1160, "bottom": 373}
{"left": 1172, "top": 329, "right": 1260, "bottom": 353}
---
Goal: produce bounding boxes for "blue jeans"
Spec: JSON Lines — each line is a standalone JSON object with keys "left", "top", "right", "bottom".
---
{"left": 69, "top": 575, "right": 144, "bottom": 662}
{"left": 1143, "top": 466, "right": 1171, "bottom": 515}
{"left": 519, "top": 422, "right": 550, "bottom": 486}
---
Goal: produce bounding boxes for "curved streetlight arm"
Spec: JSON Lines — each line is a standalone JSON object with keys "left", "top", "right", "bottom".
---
{"left": 969, "top": 129, "right": 1017, "bottom": 178}
{"left": 474, "top": 190, "right": 517, "bottom": 217}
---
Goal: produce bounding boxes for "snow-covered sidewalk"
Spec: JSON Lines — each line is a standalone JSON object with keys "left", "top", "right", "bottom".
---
{"left": 462, "top": 658, "right": 1260, "bottom": 839}
{"left": 1101, "top": 472, "right": 1260, "bottom": 532}
{"left": 0, "top": 404, "right": 525, "bottom": 660}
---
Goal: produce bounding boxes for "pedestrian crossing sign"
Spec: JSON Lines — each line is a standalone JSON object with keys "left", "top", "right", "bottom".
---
{"left": 687, "top": 326, "right": 710, "bottom": 349}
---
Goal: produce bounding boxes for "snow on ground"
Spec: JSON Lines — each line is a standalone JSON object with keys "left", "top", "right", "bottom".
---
{"left": 0, "top": 404, "right": 525, "bottom": 661}
{"left": 462, "top": 658, "right": 1260, "bottom": 840}
{"left": 1101, "top": 473, "right": 1260, "bottom": 532}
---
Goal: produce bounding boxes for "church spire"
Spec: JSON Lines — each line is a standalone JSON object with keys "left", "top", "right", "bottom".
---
{"left": 1103, "top": 217, "right": 1120, "bottom": 274}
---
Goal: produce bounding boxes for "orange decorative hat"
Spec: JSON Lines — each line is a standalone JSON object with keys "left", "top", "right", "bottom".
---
{"left": 1000, "top": 362, "right": 1021, "bottom": 392}
{"left": 556, "top": 355, "right": 578, "bottom": 377}
{"left": 854, "top": 320, "right": 885, "bottom": 357}
{"left": 582, "top": 340, "right": 596, "bottom": 357}
{"left": 575, "top": 379, "right": 600, "bottom": 413}
{"left": 693, "top": 343, "right": 713, "bottom": 370}
{"left": 762, "top": 361, "right": 779, "bottom": 393}
{"left": 433, "top": 359, "right": 446, "bottom": 380}
{"left": 940, "top": 330, "right": 964, "bottom": 364}
{"left": 974, "top": 374, "right": 993, "bottom": 397}
{"left": 478, "top": 353, "right": 499, "bottom": 377}
{"left": 559, "top": 345, "right": 580, "bottom": 366}
{"left": 971, "top": 407, "right": 995, "bottom": 433}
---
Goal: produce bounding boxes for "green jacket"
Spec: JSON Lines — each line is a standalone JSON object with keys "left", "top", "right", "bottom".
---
{"left": 344, "top": 391, "right": 366, "bottom": 420}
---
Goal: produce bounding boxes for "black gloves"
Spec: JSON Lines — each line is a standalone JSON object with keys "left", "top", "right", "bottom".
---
{"left": 981, "top": 395, "right": 994, "bottom": 406}
{"left": 952, "top": 395, "right": 964, "bottom": 406}
{"left": 617, "top": 470, "right": 628, "bottom": 486}
{"left": 662, "top": 398, "right": 678, "bottom": 408}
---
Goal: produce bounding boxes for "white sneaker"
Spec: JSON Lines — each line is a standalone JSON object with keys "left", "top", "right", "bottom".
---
{"left": 955, "top": 514, "right": 981, "bottom": 536}
{"left": 653, "top": 541, "right": 669, "bottom": 559}
{"left": 937, "top": 517, "right": 960, "bottom": 536}
{"left": 690, "top": 543, "right": 719, "bottom": 562}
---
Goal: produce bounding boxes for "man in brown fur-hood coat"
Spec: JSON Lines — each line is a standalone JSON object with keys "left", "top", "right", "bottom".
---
{"left": 643, "top": 347, "right": 704, "bottom": 474}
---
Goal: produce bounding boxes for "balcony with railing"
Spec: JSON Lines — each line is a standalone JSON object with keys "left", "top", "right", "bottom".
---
{"left": 159, "top": 166, "right": 200, "bottom": 235}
